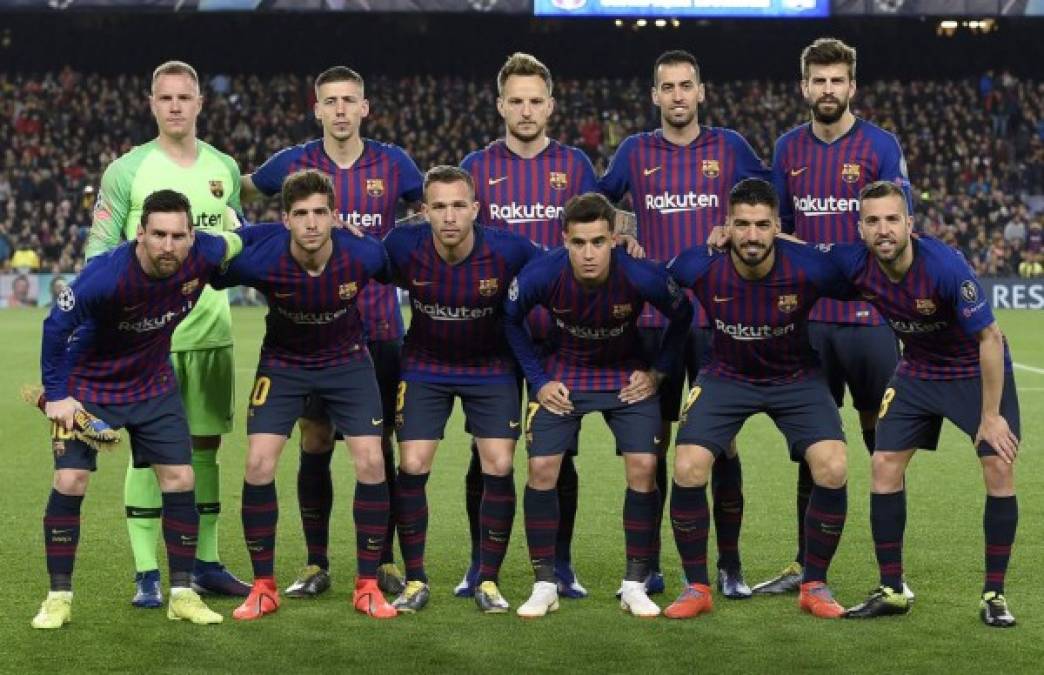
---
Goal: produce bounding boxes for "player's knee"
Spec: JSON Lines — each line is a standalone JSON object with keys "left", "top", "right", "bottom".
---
{"left": 53, "top": 470, "right": 89, "bottom": 496}
{"left": 350, "top": 441, "right": 386, "bottom": 483}
{"left": 981, "top": 456, "right": 1015, "bottom": 496}
{"left": 299, "top": 418, "right": 335, "bottom": 453}
{"left": 625, "top": 455, "right": 658, "bottom": 492}
{"left": 155, "top": 465, "right": 194, "bottom": 493}
{"left": 527, "top": 456, "right": 561, "bottom": 490}
{"left": 870, "top": 451, "right": 907, "bottom": 491}
{"left": 808, "top": 446, "right": 847, "bottom": 488}
{"left": 674, "top": 446, "right": 712, "bottom": 487}
{"left": 244, "top": 453, "right": 277, "bottom": 484}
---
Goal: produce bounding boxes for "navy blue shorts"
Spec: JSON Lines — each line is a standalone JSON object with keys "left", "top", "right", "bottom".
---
{"left": 675, "top": 375, "right": 845, "bottom": 460}
{"left": 396, "top": 380, "right": 521, "bottom": 441}
{"left": 526, "top": 391, "right": 661, "bottom": 457}
{"left": 809, "top": 322, "right": 898, "bottom": 412}
{"left": 303, "top": 339, "right": 401, "bottom": 431}
{"left": 639, "top": 326, "right": 711, "bottom": 422}
{"left": 52, "top": 390, "right": 190, "bottom": 471}
{"left": 875, "top": 372, "right": 1021, "bottom": 457}
{"left": 248, "top": 361, "right": 384, "bottom": 438}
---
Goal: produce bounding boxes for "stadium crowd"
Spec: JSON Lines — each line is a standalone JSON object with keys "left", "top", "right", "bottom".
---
{"left": 1, "top": 67, "right": 1041, "bottom": 277}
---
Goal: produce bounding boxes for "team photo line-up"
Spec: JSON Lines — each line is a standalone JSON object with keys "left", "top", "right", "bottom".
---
{"left": 30, "top": 37, "right": 1020, "bottom": 629}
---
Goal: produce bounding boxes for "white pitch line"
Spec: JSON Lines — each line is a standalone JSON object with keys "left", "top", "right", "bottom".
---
{"left": 1014, "top": 363, "right": 1044, "bottom": 376}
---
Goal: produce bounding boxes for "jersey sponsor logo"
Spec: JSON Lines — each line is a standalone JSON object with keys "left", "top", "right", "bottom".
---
{"left": 712, "top": 295, "right": 733, "bottom": 303}
{"left": 478, "top": 278, "right": 499, "bottom": 297}
{"left": 57, "top": 287, "right": 76, "bottom": 312}
{"left": 209, "top": 180, "right": 225, "bottom": 198}
{"left": 194, "top": 212, "right": 222, "bottom": 229}
{"left": 412, "top": 279, "right": 433, "bottom": 287}
{"left": 888, "top": 318, "right": 948, "bottom": 334}
{"left": 714, "top": 318, "right": 795, "bottom": 341}
{"left": 701, "top": 159, "right": 720, "bottom": 178}
{"left": 960, "top": 280, "right": 979, "bottom": 303}
{"left": 275, "top": 306, "right": 348, "bottom": 325}
{"left": 915, "top": 298, "right": 937, "bottom": 315}
{"left": 612, "top": 303, "right": 633, "bottom": 318}
{"left": 792, "top": 195, "right": 860, "bottom": 217}
{"left": 339, "top": 282, "right": 359, "bottom": 301}
{"left": 549, "top": 171, "right": 568, "bottom": 190}
{"left": 118, "top": 303, "right": 193, "bottom": 333}
{"left": 789, "top": 166, "right": 809, "bottom": 177}
{"left": 181, "top": 279, "right": 200, "bottom": 296}
{"left": 777, "top": 294, "right": 799, "bottom": 313}
{"left": 489, "top": 202, "right": 563, "bottom": 224}
{"left": 488, "top": 175, "right": 509, "bottom": 186}
{"left": 340, "top": 211, "right": 383, "bottom": 229}
{"left": 366, "top": 178, "right": 385, "bottom": 197}
{"left": 644, "top": 191, "right": 720, "bottom": 214}
{"left": 554, "top": 317, "right": 628, "bottom": 340}
{"left": 412, "top": 298, "right": 494, "bottom": 321}
{"left": 841, "top": 163, "right": 862, "bottom": 184}
{"left": 642, "top": 166, "right": 662, "bottom": 176}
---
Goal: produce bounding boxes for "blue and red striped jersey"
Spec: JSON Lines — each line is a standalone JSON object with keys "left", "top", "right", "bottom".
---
{"left": 252, "top": 138, "right": 423, "bottom": 342}
{"left": 384, "top": 223, "right": 542, "bottom": 385}
{"left": 505, "top": 247, "right": 693, "bottom": 393}
{"left": 42, "top": 233, "right": 231, "bottom": 404}
{"left": 668, "top": 239, "right": 853, "bottom": 385}
{"left": 824, "top": 236, "right": 1010, "bottom": 380}
{"left": 599, "top": 127, "right": 769, "bottom": 329}
{"left": 211, "top": 224, "right": 390, "bottom": 370}
{"left": 462, "top": 139, "right": 597, "bottom": 341}
{"left": 772, "top": 118, "right": 911, "bottom": 326}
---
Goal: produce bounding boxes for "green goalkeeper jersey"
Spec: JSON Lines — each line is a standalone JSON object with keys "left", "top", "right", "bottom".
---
{"left": 86, "top": 139, "right": 242, "bottom": 352}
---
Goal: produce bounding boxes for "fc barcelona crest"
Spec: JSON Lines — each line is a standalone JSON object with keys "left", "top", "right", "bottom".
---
{"left": 209, "top": 180, "right": 224, "bottom": 198}
{"left": 701, "top": 159, "right": 720, "bottom": 178}
{"left": 915, "top": 298, "right": 937, "bottom": 315}
{"left": 478, "top": 278, "right": 499, "bottom": 297}
{"left": 549, "top": 171, "right": 568, "bottom": 191}
{"left": 339, "top": 282, "right": 359, "bottom": 300}
{"left": 181, "top": 279, "right": 200, "bottom": 295}
{"left": 366, "top": 178, "right": 385, "bottom": 197}
{"left": 777, "top": 294, "right": 798, "bottom": 313}
{"left": 841, "top": 163, "right": 861, "bottom": 184}
{"left": 612, "top": 303, "right": 633, "bottom": 319}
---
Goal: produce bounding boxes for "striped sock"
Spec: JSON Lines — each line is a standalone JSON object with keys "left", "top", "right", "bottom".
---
{"left": 354, "top": 481, "right": 389, "bottom": 579}
{"left": 670, "top": 481, "right": 710, "bottom": 585}
{"left": 711, "top": 453, "right": 743, "bottom": 572}
{"left": 479, "top": 472, "right": 516, "bottom": 583}
{"left": 555, "top": 455, "right": 579, "bottom": 566}
{"left": 242, "top": 481, "right": 278, "bottom": 580}
{"left": 44, "top": 489, "right": 83, "bottom": 592}
{"left": 162, "top": 490, "right": 199, "bottom": 588}
{"left": 524, "top": 486, "right": 558, "bottom": 583}
{"left": 298, "top": 448, "right": 333, "bottom": 570}
{"left": 803, "top": 484, "right": 847, "bottom": 583}
{"left": 983, "top": 495, "right": 1018, "bottom": 594}
{"left": 395, "top": 471, "right": 429, "bottom": 583}
{"left": 465, "top": 444, "right": 483, "bottom": 567}
{"left": 624, "top": 488, "right": 658, "bottom": 582}
{"left": 379, "top": 438, "right": 398, "bottom": 566}
{"left": 871, "top": 490, "right": 906, "bottom": 592}
{"left": 795, "top": 461, "right": 814, "bottom": 565}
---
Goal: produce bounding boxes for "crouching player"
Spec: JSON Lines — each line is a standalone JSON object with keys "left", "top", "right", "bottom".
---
{"left": 209, "top": 170, "right": 397, "bottom": 620}
{"left": 383, "top": 166, "right": 542, "bottom": 614}
{"left": 827, "top": 182, "right": 1021, "bottom": 627}
{"left": 665, "top": 178, "right": 855, "bottom": 620}
{"left": 505, "top": 192, "right": 692, "bottom": 619}
{"left": 33, "top": 189, "right": 240, "bottom": 628}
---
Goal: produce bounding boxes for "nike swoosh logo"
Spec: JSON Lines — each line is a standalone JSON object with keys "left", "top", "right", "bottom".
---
{"left": 643, "top": 166, "right": 662, "bottom": 176}
{"left": 653, "top": 437, "right": 662, "bottom": 445}
{"left": 273, "top": 291, "right": 294, "bottom": 298}
{"left": 552, "top": 307, "right": 571, "bottom": 314}
{"left": 713, "top": 296, "right": 733, "bottom": 303}
{"left": 123, "top": 303, "right": 145, "bottom": 311}
{"left": 508, "top": 421, "right": 519, "bottom": 429}
{"left": 488, "top": 176, "right": 509, "bottom": 186}
{"left": 371, "top": 418, "right": 383, "bottom": 426}
{"left": 412, "top": 279, "right": 433, "bottom": 286}
{"left": 790, "top": 167, "right": 808, "bottom": 176}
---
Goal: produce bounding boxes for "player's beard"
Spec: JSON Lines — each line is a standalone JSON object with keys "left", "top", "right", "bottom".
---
{"left": 871, "top": 234, "right": 909, "bottom": 264}
{"left": 508, "top": 121, "right": 544, "bottom": 143}
{"left": 737, "top": 241, "right": 773, "bottom": 268}
{"left": 810, "top": 95, "right": 848, "bottom": 125}
{"left": 662, "top": 106, "right": 696, "bottom": 130}
{"left": 152, "top": 254, "right": 182, "bottom": 278}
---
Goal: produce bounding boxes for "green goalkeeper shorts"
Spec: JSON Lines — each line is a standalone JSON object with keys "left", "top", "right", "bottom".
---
{"left": 171, "top": 346, "right": 235, "bottom": 436}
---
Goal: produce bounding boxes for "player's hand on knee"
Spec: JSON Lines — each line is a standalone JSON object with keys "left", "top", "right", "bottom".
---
{"left": 976, "top": 413, "right": 1019, "bottom": 464}
{"left": 537, "top": 381, "right": 573, "bottom": 415}
{"left": 45, "top": 397, "right": 83, "bottom": 432}
{"left": 619, "top": 370, "right": 659, "bottom": 404}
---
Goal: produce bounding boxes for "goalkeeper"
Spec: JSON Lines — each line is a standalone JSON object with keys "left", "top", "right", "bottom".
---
{"left": 30, "top": 189, "right": 241, "bottom": 629}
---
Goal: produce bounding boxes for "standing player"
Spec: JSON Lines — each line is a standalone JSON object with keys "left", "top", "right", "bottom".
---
{"left": 32, "top": 190, "right": 240, "bottom": 629}
{"left": 210, "top": 170, "right": 397, "bottom": 621}
{"left": 823, "top": 182, "right": 1020, "bottom": 627}
{"left": 87, "top": 61, "right": 248, "bottom": 605}
{"left": 504, "top": 193, "right": 693, "bottom": 619}
{"left": 599, "top": 50, "right": 769, "bottom": 597}
{"left": 755, "top": 38, "right": 912, "bottom": 596}
{"left": 665, "top": 178, "right": 853, "bottom": 620}
{"left": 242, "top": 66, "right": 423, "bottom": 598}
{"left": 383, "top": 166, "right": 542, "bottom": 614}
{"left": 458, "top": 52, "right": 600, "bottom": 599}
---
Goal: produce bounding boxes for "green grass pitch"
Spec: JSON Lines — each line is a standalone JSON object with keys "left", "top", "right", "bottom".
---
{"left": 3, "top": 307, "right": 1042, "bottom": 673}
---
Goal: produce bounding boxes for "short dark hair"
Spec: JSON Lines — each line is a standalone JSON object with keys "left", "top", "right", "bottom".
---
{"left": 728, "top": 178, "right": 779, "bottom": 213}
{"left": 653, "top": 50, "right": 701, "bottom": 86}
{"left": 562, "top": 192, "right": 616, "bottom": 232}
{"left": 314, "top": 66, "right": 365, "bottom": 95}
{"left": 800, "top": 37, "right": 857, "bottom": 80}
{"left": 423, "top": 165, "right": 475, "bottom": 201}
{"left": 141, "top": 189, "right": 193, "bottom": 229}
{"left": 497, "top": 52, "right": 553, "bottom": 96}
{"left": 281, "top": 169, "right": 335, "bottom": 213}
{"left": 859, "top": 180, "right": 908, "bottom": 213}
